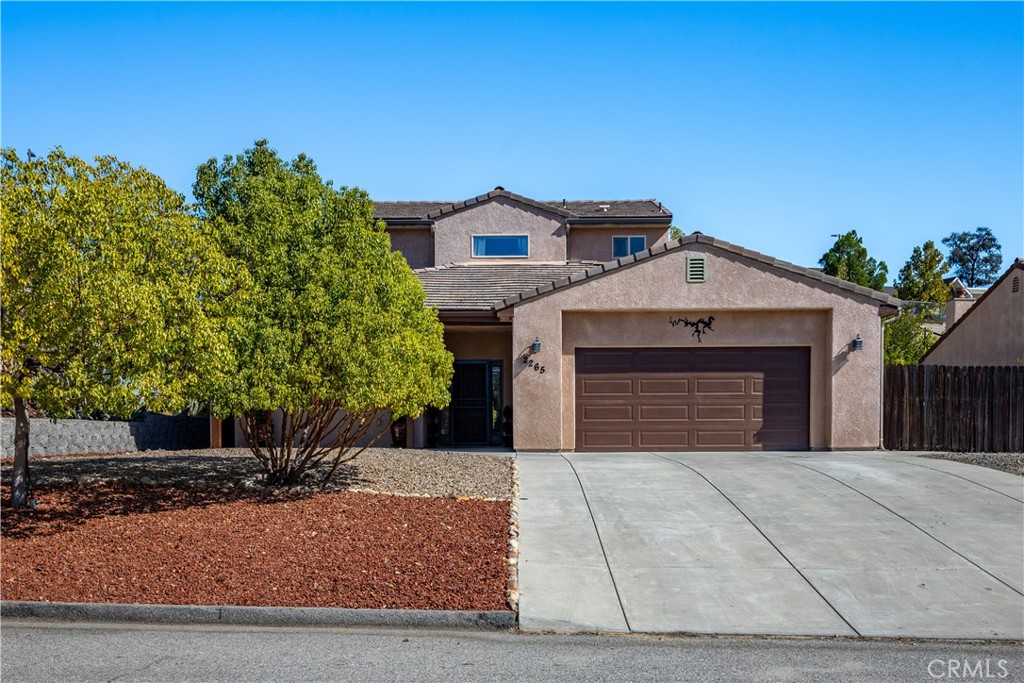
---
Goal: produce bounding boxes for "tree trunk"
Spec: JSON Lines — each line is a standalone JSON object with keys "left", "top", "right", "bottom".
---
{"left": 10, "top": 396, "right": 33, "bottom": 509}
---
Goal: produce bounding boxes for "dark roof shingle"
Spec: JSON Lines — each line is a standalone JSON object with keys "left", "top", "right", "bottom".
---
{"left": 375, "top": 189, "right": 671, "bottom": 222}
{"left": 416, "top": 263, "right": 593, "bottom": 311}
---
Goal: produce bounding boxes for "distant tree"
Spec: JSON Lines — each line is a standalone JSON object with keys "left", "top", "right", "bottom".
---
{"left": 894, "top": 241, "right": 950, "bottom": 303}
{"left": 884, "top": 311, "right": 938, "bottom": 365}
{"left": 669, "top": 226, "right": 685, "bottom": 241}
{"left": 818, "top": 230, "right": 888, "bottom": 291}
{"left": 1, "top": 148, "right": 242, "bottom": 508}
{"left": 941, "top": 227, "right": 1002, "bottom": 286}
{"left": 194, "top": 140, "right": 453, "bottom": 486}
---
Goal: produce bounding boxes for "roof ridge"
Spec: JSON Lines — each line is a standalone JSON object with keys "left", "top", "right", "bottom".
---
{"left": 548, "top": 198, "right": 659, "bottom": 203}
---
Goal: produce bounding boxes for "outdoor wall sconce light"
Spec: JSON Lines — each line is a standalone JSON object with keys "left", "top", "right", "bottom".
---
{"left": 852, "top": 334, "right": 864, "bottom": 351}
{"left": 531, "top": 337, "right": 542, "bottom": 354}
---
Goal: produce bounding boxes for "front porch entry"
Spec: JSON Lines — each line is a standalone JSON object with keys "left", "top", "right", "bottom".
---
{"left": 448, "top": 360, "right": 504, "bottom": 446}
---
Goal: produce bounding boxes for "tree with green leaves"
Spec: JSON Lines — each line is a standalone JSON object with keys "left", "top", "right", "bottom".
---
{"left": 884, "top": 311, "right": 938, "bottom": 365}
{"left": 195, "top": 140, "right": 452, "bottom": 486}
{"left": 669, "top": 226, "right": 685, "bottom": 241}
{"left": 894, "top": 240, "right": 950, "bottom": 303}
{"left": 941, "top": 227, "right": 1002, "bottom": 286}
{"left": 819, "top": 230, "right": 888, "bottom": 291}
{"left": 1, "top": 148, "right": 244, "bottom": 508}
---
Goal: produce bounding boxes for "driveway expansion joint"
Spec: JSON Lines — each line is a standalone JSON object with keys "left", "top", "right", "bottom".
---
{"left": 761, "top": 454, "right": 1024, "bottom": 598}
{"left": 880, "top": 455, "right": 1024, "bottom": 503}
{"left": 558, "top": 453, "right": 632, "bottom": 632}
{"left": 650, "top": 452, "right": 862, "bottom": 637}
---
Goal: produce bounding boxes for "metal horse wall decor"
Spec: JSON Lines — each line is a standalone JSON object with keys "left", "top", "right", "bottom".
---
{"left": 669, "top": 315, "right": 716, "bottom": 342}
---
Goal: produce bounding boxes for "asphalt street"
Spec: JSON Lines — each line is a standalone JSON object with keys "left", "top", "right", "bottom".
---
{"left": 3, "top": 620, "right": 1022, "bottom": 683}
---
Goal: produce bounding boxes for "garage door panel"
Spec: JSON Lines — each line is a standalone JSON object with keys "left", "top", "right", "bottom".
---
{"left": 582, "top": 405, "right": 634, "bottom": 422}
{"left": 760, "top": 403, "right": 810, "bottom": 421}
{"left": 580, "top": 378, "right": 634, "bottom": 396}
{"left": 580, "top": 431, "right": 635, "bottom": 448}
{"left": 764, "top": 377, "right": 808, "bottom": 396}
{"left": 694, "top": 430, "right": 750, "bottom": 447}
{"left": 633, "top": 351, "right": 682, "bottom": 371}
{"left": 694, "top": 378, "right": 749, "bottom": 396}
{"left": 690, "top": 350, "right": 752, "bottom": 371}
{"left": 638, "top": 378, "right": 690, "bottom": 395}
{"left": 579, "top": 350, "right": 634, "bottom": 372}
{"left": 638, "top": 404, "right": 689, "bottom": 421}
{"left": 695, "top": 404, "right": 749, "bottom": 421}
{"left": 639, "top": 431, "right": 690, "bottom": 448}
{"left": 576, "top": 347, "right": 809, "bottom": 452}
{"left": 756, "top": 430, "right": 809, "bottom": 449}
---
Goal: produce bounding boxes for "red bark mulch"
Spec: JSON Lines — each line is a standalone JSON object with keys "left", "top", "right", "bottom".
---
{"left": 0, "top": 484, "right": 511, "bottom": 611}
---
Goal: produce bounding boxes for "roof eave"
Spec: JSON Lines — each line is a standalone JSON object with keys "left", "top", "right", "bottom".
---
{"left": 379, "top": 218, "right": 435, "bottom": 227}
{"left": 437, "top": 310, "right": 501, "bottom": 324}
{"left": 566, "top": 216, "right": 673, "bottom": 227}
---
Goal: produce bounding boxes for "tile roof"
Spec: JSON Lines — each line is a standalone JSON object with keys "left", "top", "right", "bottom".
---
{"left": 416, "top": 263, "right": 593, "bottom": 311}
{"left": 553, "top": 199, "right": 669, "bottom": 218}
{"left": 375, "top": 188, "right": 671, "bottom": 222}
{"left": 373, "top": 201, "right": 450, "bottom": 219}
{"left": 495, "top": 233, "right": 901, "bottom": 311}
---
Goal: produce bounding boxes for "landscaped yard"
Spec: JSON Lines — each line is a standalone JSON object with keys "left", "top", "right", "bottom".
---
{"left": 1, "top": 449, "right": 515, "bottom": 611}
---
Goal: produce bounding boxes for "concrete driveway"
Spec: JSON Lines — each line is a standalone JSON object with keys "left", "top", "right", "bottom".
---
{"left": 517, "top": 452, "right": 1024, "bottom": 639}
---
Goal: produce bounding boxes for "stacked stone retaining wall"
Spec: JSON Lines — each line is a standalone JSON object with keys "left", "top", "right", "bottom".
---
{"left": 0, "top": 413, "right": 209, "bottom": 457}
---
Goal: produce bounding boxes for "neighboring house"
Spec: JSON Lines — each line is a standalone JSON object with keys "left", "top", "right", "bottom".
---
{"left": 883, "top": 277, "right": 988, "bottom": 337}
{"left": 372, "top": 187, "right": 898, "bottom": 452}
{"left": 920, "top": 259, "right": 1024, "bottom": 367}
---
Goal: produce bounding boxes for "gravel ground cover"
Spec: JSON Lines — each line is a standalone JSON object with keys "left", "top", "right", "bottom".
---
{"left": 0, "top": 447, "right": 515, "bottom": 500}
{"left": 917, "top": 451, "right": 1023, "bottom": 477}
{"left": 0, "top": 448, "right": 515, "bottom": 610}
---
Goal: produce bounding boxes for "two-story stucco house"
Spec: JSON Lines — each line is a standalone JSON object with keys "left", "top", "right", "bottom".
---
{"left": 375, "top": 187, "right": 898, "bottom": 452}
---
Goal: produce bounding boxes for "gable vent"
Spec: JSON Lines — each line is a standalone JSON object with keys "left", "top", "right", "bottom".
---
{"left": 686, "top": 256, "right": 707, "bottom": 283}
{"left": 1014, "top": 276, "right": 1020, "bottom": 293}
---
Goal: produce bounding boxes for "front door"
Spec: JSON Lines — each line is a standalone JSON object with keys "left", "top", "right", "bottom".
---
{"left": 450, "top": 361, "right": 491, "bottom": 445}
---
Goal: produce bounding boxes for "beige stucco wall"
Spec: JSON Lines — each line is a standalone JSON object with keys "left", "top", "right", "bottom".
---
{"left": 507, "top": 244, "right": 885, "bottom": 451}
{"left": 433, "top": 197, "right": 567, "bottom": 265}
{"left": 944, "top": 297, "right": 977, "bottom": 330}
{"left": 387, "top": 228, "right": 434, "bottom": 270}
{"left": 443, "top": 325, "right": 514, "bottom": 408}
{"left": 567, "top": 227, "right": 670, "bottom": 262}
{"left": 924, "top": 268, "right": 1024, "bottom": 366}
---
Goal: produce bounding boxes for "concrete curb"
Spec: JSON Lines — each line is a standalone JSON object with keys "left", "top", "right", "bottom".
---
{"left": 1, "top": 601, "right": 517, "bottom": 630}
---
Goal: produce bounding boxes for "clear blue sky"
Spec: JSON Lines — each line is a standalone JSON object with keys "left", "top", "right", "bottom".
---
{"left": 3, "top": 2, "right": 1021, "bottom": 281}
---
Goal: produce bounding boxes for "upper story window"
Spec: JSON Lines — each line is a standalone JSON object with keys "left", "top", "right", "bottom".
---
{"left": 472, "top": 235, "right": 529, "bottom": 258}
{"left": 613, "top": 235, "right": 646, "bottom": 259}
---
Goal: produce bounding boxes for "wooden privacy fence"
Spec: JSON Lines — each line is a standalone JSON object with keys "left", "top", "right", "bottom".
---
{"left": 884, "top": 365, "right": 1024, "bottom": 452}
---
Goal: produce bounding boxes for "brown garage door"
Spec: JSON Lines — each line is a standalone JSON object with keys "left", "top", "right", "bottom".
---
{"left": 575, "top": 347, "right": 810, "bottom": 451}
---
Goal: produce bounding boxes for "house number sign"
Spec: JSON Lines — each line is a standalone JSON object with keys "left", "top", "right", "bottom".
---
{"left": 669, "top": 315, "right": 716, "bottom": 343}
{"left": 521, "top": 355, "right": 546, "bottom": 374}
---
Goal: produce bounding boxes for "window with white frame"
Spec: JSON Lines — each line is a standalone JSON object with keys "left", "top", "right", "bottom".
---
{"left": 613, "top": 235, "right": 646, "bottom": 258}
{"left": 472, "top": 234, "right": 529, "bottom": 258}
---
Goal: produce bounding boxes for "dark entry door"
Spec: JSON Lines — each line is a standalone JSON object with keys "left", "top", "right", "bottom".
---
{"left": 450, "top": 361, "right": 491, "bottom": 445}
